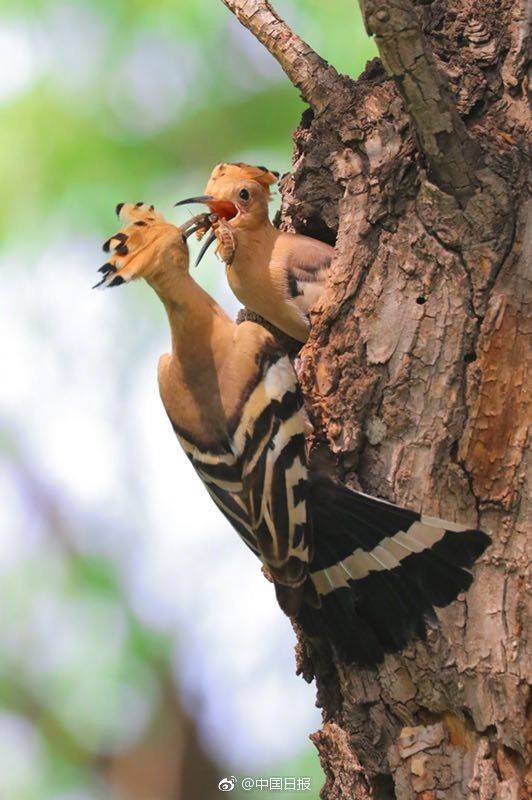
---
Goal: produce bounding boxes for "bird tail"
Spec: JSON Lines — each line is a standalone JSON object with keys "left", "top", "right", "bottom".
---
{"left": 297, "top": 475, "right": 490, "bottom": 665}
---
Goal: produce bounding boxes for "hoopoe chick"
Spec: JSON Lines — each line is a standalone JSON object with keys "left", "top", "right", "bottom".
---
{"left": 175, "top": 162, "right": 335, "bottom": 343}
{"left": 94, "top": 203, "right": 490, "bottom": 665}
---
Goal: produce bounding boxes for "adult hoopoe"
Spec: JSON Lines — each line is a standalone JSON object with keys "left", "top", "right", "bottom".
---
{"left": 94, "top": 203, "right": 490, "bottom": 665}
{"left": 175, "top": 162, "right": 335, "bottom": 343}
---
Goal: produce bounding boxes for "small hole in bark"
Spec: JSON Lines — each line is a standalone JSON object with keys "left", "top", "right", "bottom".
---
{"left": 464, "top": 352, "right": 476, "bottom": 363}
{"left": 416, "top": 296, "right": 427, "bottom": 305}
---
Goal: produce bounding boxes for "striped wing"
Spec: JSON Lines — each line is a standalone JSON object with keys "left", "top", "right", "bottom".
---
{"left": 283, "top": 235, "right": 333, "bottom": 318}
{"left": 173, "top": 428, "right": 259, "bottom": 557}
{"left": 230, "top": 353, "right": 312, "bottom": 615}
{"left": 202, "top": 482, "right": 260, "bottom": 557}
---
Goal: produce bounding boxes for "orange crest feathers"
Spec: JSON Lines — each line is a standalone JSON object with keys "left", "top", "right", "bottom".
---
{"left": 93, "top": 202, "right": 196, "bottom": 289}
{"left": 205, "top": 162, "right": 279, "bottom": 198}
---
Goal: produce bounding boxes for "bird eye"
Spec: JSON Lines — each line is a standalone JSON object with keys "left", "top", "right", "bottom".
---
{"left": 238, "top": 188, "right": 250, "bottom": 201}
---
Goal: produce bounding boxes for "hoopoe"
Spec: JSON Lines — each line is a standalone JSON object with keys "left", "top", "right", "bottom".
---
{"left": 175, "top": 162, "right": 335, "bottom": 343}
{"left": 94, "top": 203, "right": 490, "bottom": 664}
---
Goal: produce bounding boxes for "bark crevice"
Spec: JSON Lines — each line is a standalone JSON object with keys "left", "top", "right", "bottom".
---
{"left": 358, "top": 0, "right": 484, "bottom": 203}
{"left": 222, "top": 0, "right": 530, "bottom": 797}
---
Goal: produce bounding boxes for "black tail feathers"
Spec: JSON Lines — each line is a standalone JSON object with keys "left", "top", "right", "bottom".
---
{"left": 297, "top": 476, "right": 490, "bottom": 665}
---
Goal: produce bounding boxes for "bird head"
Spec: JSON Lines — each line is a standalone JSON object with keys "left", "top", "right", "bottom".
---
{"left": 93, "top": 202, "right": 209, "bottom": 291}
{"left": 175, "top": 162, "right": 279, "bottom": 230}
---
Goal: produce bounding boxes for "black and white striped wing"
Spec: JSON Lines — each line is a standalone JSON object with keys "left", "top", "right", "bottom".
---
{"left": 230, "top": 353, "right": 312, "bottom": 615}
{"left": 173, "top": 428, "right": 260, "bottom": 557}
{"left": 202, "top": 482, "right": 260, "bottom": 557}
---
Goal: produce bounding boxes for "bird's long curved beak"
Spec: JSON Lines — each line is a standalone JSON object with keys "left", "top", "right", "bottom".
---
{"left": 175, "top": 194, "right": 238, "bottom": 221}
{"left": 175, "top": 195, "right": 214, "bottom": 208}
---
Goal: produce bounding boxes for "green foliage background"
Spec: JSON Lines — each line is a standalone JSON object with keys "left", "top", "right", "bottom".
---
{"left": 0, "top": 2, "right": 376, "bottom": 798}
{"left": 1, "top": 0, "right": 375, "bottom": 248}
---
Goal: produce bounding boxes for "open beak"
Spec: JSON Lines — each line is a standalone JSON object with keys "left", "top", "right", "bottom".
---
{"left": 175, "top": 194, "right": 238, "bottom": 221}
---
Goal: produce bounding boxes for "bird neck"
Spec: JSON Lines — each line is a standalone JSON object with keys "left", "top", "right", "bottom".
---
{"left": 240, "top": 210, "right": 275, "bottom": 232}
{"left": 233, "top": 217, "right": 278, "bottom": 257}
{"left": 151, "top": 270, "right": 238, "bottom": 448}
{"left": 149, "top": 271, "right": 232, "bottom": 364}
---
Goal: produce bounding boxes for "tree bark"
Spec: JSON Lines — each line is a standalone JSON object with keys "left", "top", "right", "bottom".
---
{"left": 223, "top": 1, "right": 530, "bottom": 798}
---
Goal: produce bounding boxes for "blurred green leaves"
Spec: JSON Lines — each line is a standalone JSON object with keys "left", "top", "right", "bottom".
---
{"left": 0, "top": 2, "right": 377, "bottom": 796}
{"left": 1, "top": 0, "right": 375, "bottom": 247}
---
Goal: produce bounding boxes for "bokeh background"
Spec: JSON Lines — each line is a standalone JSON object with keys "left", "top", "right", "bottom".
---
{"left": 0, "top": 2, "right": 376, "bottom": 797}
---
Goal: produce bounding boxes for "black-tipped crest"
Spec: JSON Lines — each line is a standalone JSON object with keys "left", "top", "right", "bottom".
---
{"left": 92, "top": 270, "right": 126, "bottom": 290}
{"left": 92, "top": 263, "right": 121, "bottom": 290}
{"left": 103, "top": 231, "right": 127, "bottom": 253}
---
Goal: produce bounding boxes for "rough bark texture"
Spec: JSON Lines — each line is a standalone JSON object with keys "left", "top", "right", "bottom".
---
{"left": 224, "top": 1, "right": 531, "bottom": 798}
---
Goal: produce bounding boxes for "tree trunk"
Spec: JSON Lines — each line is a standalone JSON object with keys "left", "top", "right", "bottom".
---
{"left": 222, "top": 1, "right": 530, "bottom": 798}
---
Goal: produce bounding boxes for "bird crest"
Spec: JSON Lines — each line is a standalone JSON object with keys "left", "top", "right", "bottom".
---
{"left": 206, "top": 162, "right": 279, "bottom": 198}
